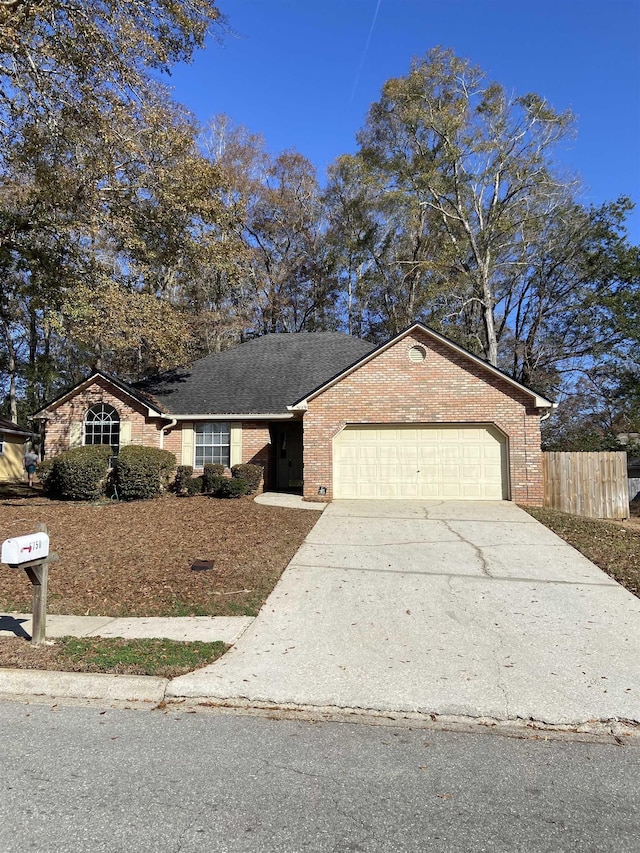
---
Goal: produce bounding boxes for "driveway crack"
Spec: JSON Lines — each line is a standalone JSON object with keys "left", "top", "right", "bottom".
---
{"left": 437, "top": 519, "right": 493, "bottom": 578}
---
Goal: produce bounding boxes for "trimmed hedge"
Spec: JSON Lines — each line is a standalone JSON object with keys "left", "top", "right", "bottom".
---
{"left": 172, "top": 465, "right": 194, "bottom": 495}
{"left": 42, "top": 445, "right": 112, "bottom": 501}
{"left": 112, "top": 446, "right": 176, "bottom": 501}
{"left": 185, "top": 475, "right": 204, "bottom": 496}
{"left": 217, "top": 477, "right": 250, "bottom": 498}
{"left": 231, "top": 463, "right": 263, "bottom": 494}
{"left": 203, "top": 463, "right": 225, "bottom": 493}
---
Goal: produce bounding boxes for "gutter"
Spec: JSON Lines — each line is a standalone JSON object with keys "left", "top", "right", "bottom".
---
{"left": 166, "top": 413, "right": 295, "bottom": 421}
{"left": 159, "top": 418, "right": 177, "bottom": 449}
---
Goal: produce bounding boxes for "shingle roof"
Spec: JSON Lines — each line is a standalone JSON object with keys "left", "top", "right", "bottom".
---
{"left": 0, "top": 417, "right": 32, "bottom": 436}
{"left": 136, "top": 333, "right": 376, "bottom": 415}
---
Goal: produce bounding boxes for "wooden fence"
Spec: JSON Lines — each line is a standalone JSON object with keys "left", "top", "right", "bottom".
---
{"left": 629, "top": 477, "right": 640, "bottom": 503}
{"left": 542, "top": 451, "right": 629, "bottom": 519}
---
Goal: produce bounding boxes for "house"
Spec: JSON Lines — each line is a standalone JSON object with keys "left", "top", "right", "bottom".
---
{"left": 0, "top": 417, "right": 33, "bottom": 482}
{"left": 32, "top": 323, "right": 555, "bottom": 504}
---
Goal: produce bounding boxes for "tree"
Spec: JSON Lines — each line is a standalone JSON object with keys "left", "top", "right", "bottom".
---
{"left": 203, "top": 118, "right": 337, "bottom": 338}
{"left": 326, "top": 48, "right": 639, "bottom": 403}
{"left": 0, "top": 0, "right": 226, "bottom": 412}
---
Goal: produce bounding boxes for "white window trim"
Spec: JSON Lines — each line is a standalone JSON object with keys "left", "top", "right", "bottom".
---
{"left": 194, "top": 422, "right": 231, "bottom": 468}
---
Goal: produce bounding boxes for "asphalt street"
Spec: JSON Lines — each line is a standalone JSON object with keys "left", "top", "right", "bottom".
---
{"left": 0, "top": 702, "right": 637, "bottom": 852}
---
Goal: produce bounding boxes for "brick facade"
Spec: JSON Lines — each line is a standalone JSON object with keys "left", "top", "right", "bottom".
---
{"left": 40, "top": 329, "right": 545, "bottom": 506}
{"left": 43, "top": 383, "right": 273, "bottom": 491}
{"left": 43, "top": 378, "right": 161, "bottom": 458}
{"left": 301, "top": 328, "right": 544, "bottom": 506}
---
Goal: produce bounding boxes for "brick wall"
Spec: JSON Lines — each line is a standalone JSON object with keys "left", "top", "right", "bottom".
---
{"left": 302, "top": 329, "right": 544, "bottom": 505}
{"left": 241, "top": 422, "right": 271, "bottom": 490}
{"left": 43, "top": 379, "right": 160, "bottom": 458}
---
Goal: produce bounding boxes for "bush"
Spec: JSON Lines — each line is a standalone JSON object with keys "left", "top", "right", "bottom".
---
{"left": 217, "top": 477, "right": 249, "bottom": 498}
{"left": 185, "top": 475, "right": 204, "bottom": 496}
{"left": 36, "top": 458, "right": 56, "bottom": 490}
{"left": 172, "top": 465, "right": 194, "bottom": 495}
{"left": 43, "top": 445, "right": 112, "bottom": 500}
{"left": 231, "top": 463, "right": 263, "bottom": 494}
{"left": 203, "top": 463, "right": 225, "bottom": 493}
{"left": 113, "top": 446, "right": 176, "bottom": 501}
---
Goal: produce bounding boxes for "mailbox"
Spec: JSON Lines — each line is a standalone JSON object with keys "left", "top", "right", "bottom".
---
{"left": 1, "top": 533, "right": 50, "bottom": 566}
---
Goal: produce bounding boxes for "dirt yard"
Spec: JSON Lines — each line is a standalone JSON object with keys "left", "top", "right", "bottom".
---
{"left": 0, "top": 491, "right": 321, "bottom": 617}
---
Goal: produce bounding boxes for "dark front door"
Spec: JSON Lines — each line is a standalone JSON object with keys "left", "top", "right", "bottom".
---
{"left": 272, "top": 421, "right": 303, "bottom": 492}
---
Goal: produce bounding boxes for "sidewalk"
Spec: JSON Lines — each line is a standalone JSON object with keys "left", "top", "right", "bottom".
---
{"left": 0, "top": 612, "right": 254, "bottom": 705}
{"left": 0, "top": 613, "right": 252, "bottom": 644}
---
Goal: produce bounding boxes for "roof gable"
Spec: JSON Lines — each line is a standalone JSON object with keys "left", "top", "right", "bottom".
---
{"left": 291, "top": 323, "right": 555, "bottom": 409}
{"left": 33, "top": 372, "right": 165, "bottom": 418}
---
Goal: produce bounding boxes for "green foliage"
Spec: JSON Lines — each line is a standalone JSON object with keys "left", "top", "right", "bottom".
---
{"left": 203, "top": 463, "right": 225, "bottom": 492}
{"left": 231, "top": 463, "right": 263, "bottom": 494}
{"left": 172, "top": 465, "right": 194, "bottom": 494}
{"left": 55, "top": 637, "right": 227, "bottom": 679}
{"left": 185, "top": 475, "right": 204, "bottom": 496}
{"left": 36, "top": 458, "right": 56, "bottom": 490}
{"left": 112, "top": 446, "right": 176, "bottom": 501}
{"left": 43, "top": 446, "right": 112, "bottom": 501}
{"left": 217, "top": 477, "right": 249, "bottom": 498}
{"left": 542, "top": 433, "right": 625, "bottom": 453}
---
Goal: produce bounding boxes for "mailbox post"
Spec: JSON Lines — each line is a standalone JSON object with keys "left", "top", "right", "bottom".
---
{"left": 1, "top": 523, "right": 54, "bottom": 645}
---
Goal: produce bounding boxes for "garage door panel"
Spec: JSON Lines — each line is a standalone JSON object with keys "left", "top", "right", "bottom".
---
{"left": 333, "top": 425, "right": 508, "bottom": 500}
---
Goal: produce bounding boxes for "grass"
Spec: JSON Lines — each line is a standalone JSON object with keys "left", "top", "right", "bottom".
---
{"left": 0, "top": 636, "right": 227, "bottom": 678}
{"left": 523, "top": 506, "right": 640, "bottom": 599}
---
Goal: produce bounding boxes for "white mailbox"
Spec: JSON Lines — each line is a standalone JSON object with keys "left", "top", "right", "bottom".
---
{"left": 1, "top": 533, "right": 50, "bottom": 565}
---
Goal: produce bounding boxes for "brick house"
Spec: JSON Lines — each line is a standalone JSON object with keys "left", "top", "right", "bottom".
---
{"left": 32, "top": 323, "right": 554, "bottom": 504}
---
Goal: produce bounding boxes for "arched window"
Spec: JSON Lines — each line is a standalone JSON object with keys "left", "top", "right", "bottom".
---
{"left": 84, "top": 404, "right": 120, "bottom": 455}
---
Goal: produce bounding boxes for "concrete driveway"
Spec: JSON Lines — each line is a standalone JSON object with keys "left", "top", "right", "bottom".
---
{"left": 170, "top": 501, "right": 640, "bottom": 726}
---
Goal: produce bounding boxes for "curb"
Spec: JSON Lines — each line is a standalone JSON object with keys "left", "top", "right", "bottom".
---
{"left": 0, "top": 669, "right": 167, "bottom": 703}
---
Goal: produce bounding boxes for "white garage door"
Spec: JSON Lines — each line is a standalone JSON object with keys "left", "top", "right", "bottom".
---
{"left": 333, "top": 425, "right": 508, "bottom": 500}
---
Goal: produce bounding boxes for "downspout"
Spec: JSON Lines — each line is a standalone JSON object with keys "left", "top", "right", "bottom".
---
{"left": 159, "top": 418, "right": 177, "bottom": 449}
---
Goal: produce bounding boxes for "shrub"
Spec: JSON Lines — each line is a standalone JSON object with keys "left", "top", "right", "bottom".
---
{"left": 113, "top": 446, "right": 176, "bottom": 501}
{"left": 217, "top": 477, "right": 249, "bottom": 498}
{"left": 231, "top": 463, "right": 263, "bottom": 494}
{"left": 36, "top": 458, "right": 56, "bottom": 490}
{"left": 185, "top": 475, "right": 204, "bottom": 496}
{"left": 172, "top": 465, "right": 194, "bottom": 495}
{"left": 203, "top": 463, "right": 225, "bottom": 493}
{"left": 44, "top": 445, "right": 112, "bottom": 500}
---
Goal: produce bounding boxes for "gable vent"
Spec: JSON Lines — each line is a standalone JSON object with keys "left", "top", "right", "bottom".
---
{"left": 408, "top": 345, "right": 427, "bottom": 363}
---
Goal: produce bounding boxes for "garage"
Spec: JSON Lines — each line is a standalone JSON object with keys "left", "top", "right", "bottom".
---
{"left": 333, "top": 424, "right": 508, "bottom": 500}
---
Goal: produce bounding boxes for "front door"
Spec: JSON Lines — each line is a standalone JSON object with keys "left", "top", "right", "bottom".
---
{"left": 272, "top": 422, "right": 304, "bottom": 492}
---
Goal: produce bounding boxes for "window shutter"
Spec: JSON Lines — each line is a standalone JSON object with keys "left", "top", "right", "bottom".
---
{"left": 181, "top": 422, "right": 194, "bottom": 467}
{"left": 69, "top": 422, "right": 82, "bottom": 448}
{"left": 120, "top": 422, "right": 132, "bottom": 447}
{"left": 230, "top": 423, "right": 242, "bottom": 467}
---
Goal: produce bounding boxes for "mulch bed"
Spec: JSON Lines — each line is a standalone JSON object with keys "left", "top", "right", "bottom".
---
{"left": 0, "top": 492, "right": 320, "bottom": 617}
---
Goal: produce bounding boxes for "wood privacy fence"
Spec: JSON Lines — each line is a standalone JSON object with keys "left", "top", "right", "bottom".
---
{"left": 629, "top": 478, "right": 640, "bottom": 503}
{"left": 542, "top": 452, "right": 629, "bottom": 519}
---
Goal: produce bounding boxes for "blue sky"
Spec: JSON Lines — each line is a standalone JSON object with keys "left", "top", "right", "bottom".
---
{"left": 165, "top": 0, "right": 640, "bottom": 241}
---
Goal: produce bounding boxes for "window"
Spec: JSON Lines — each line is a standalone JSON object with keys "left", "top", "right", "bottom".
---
{"left": 195, "top": 422, "right": 230, "bottom": 467}
{"left": 84, "top": 404, "right": 120, "bottom": 455}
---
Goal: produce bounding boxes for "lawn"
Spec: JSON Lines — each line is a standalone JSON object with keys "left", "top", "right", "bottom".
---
{"left": 0, "top": 489, "right": 321, "bottom": 617}
{"left": 0, "top": 636, "right": 227, "bottom": 678}
{"left": 523, "top": 504, "right": 640, "bottom": 599}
